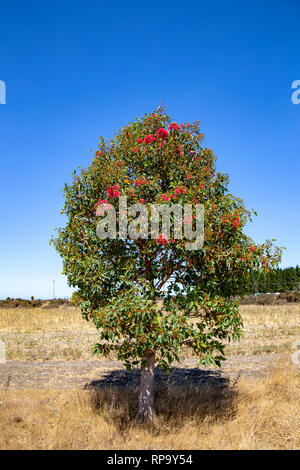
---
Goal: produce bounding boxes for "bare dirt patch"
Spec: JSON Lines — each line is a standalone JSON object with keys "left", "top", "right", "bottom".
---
{"left": 0, "top": 353, "right": 290, "bottom": 391}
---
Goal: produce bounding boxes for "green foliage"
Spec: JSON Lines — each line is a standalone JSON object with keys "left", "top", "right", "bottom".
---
{"left": 51, "top": 107, "right": 282, "bottom": 370}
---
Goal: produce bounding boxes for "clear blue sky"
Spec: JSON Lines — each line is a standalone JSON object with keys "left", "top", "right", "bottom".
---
{"left": 0, "top": 0, "right": 299, "bottom": 299}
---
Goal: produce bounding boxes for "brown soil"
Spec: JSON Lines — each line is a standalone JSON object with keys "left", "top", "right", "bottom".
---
{"left": 0, "top": 353, "right": 287, "bottom": 391}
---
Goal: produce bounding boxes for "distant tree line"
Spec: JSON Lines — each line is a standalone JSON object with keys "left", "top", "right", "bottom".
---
{"left": 245, "top": 266, "right": 300, "bottom": 293}
{"left": 0, "top": 298, "right": 72, "bottom": 309}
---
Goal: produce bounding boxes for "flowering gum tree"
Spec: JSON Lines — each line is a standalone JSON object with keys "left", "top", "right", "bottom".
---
{"left": 52, "top": 108, "right": 281, "bottom": 424}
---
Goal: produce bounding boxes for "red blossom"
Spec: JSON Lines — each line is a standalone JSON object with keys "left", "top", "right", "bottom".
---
{"left": 144, "top": 134, "right": 156, "bottom": 144}
{"left": 134, "top": 178, "right": 147, "bottom": 186}
{"left": 96, "top": 198, "right": 108, "bottom": 206}
{"left": 168, "top": 122, "right": 181, "bottom": 131}
{"left": 156, "top": 128, "right": 169, "bottom": 140}
{"left": 156, "top": 234, "right": 168, "bottom": 246}
{"left": 106, "top": 185, "right": 120, "bottom": 199}
{"left": 174, "top": 186, "right": 187, "bottom": 195}
{"left": 176, "top": 145, "right": 183, "bottom": 155}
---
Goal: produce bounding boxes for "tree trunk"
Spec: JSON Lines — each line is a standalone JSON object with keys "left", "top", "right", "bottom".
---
{"left": 139, "top": 351, "right": 155, "bottom": 425}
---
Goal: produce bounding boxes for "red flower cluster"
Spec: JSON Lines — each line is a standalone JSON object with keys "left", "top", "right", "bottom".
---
{"left": 250, "top": 246, "right": 254, "bottom": 252}
{"left": 138, "top": 138, "right": 143, "bottom": 143}
{"left": 106, "top": 185, "right": 120, "bottom": 199}
{"left": 162, "top": 194, "right": 170, "bottom": 201}
{"left": 95, "top": 150, "right": 103, "bottom": 157}
{"left": 168, "top": 122, "right": 181, "bottom": 131}
{"left": 97, "top": 198, "right": 108, "bottom": 205}
{"left": 94, "top": 198, "right": 110, "bottom": 215}
{"left": 156, "top": 128, "right": 169, "bottom": 140}
{"left": 156, "top": 234, "right": 168, "bottom": 246}
{"left": 174, "top": 186, "right": 187, "bottom": 195}
{"left": 176, "top": 145, "right": 183, "bottom": 155}
{"left": 134, "top": 178, "right": 147, "bottom": 186}
{"left": 232, "top": 214, "right": 240, "bottom": 229}
{"left": 209, "top": 202, "right": 217, "bottom": 213}
{"left": 144, "top": 134, "right": 156, "bottom": 144}
{"left": 132, "top": 147, "right": 138, "bottom": 153}
{"left": 220, "top": 213, "right": 240, "bottom": 230}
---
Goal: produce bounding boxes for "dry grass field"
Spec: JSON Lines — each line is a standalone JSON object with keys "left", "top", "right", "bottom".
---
{"left": 0, "top": 304, "right": 299, "bottom": 449}
{"left": 1, "top": 304, "right": 299, "bottom": 361}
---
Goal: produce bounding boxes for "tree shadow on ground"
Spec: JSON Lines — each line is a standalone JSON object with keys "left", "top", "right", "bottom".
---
{"left": 84, "top": 367, "right": 238, "bottom": 431}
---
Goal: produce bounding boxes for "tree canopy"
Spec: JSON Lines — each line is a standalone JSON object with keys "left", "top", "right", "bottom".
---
{"left": 52, "top": 107, "right": 281, "bottom": 373}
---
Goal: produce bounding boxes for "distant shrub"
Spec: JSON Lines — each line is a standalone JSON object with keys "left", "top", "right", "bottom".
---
{"left": 239, "top": 292, "right": 300, "bottom": 305}
{"left": 278, "top": 292, "right": 300, "bottom": 303}
{"left": 255, "top": 294, "right": 274, "bottom": 305}
{"left": 42, "top": 299, "right": 73, "bottom": 309}
{"left": 0, "top": 298, "right": 70, "bottom": 309}
{"left": 239, "top": 295, "right": 256, "bottom": 305}
{"left": 274, "top": 298, "right": 288, "bottom": 305}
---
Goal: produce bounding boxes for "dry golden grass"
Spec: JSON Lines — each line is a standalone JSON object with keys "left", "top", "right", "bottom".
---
{"left": 0, "top": 306, "right": 91, "bottom": 333}
{"left": 0, "top": 306, "right": 98, "bottom": 360}
{"left": 0, "top": 362, "right": 299, "bottom": 450}
{"left": 229, "top": 304, "right": 300, "bottom": 356}
{"left": 0, "top": 304, "right": 299, "bottom": 360}
{"left": 1, "top": 303, "right": 299, "bottom": 360}
{"left": 2, "top": 303, "right": 299, "bottom": 333}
